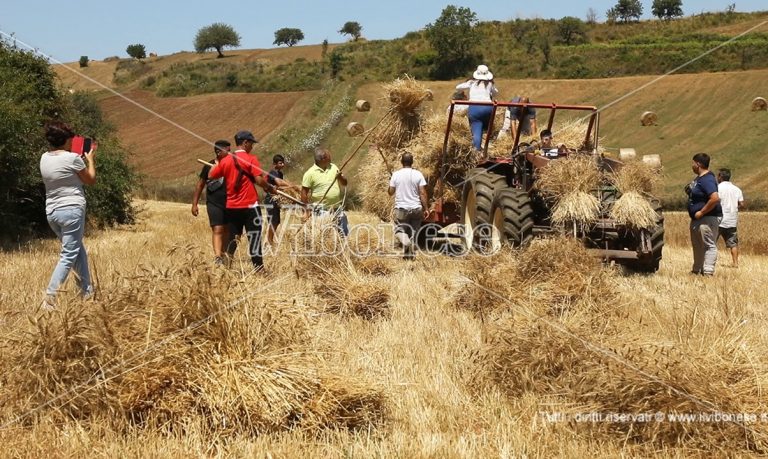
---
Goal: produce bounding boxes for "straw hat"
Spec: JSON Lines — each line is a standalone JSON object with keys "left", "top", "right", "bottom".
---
{"left": 473, "top": 64, "right": 493, "bottom": 81}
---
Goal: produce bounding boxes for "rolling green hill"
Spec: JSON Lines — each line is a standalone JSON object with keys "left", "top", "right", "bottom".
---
{"left": 55, "top": 10, "right": 768, "bottom": 206}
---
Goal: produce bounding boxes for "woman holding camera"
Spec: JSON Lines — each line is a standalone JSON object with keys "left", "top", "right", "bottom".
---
{"left": 39, "top": 121, "right": 97, "bottom": 308}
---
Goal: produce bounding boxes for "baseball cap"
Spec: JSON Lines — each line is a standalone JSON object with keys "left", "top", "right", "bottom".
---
{"left": 234, "top": 130, "right": 258, "bottom": 143}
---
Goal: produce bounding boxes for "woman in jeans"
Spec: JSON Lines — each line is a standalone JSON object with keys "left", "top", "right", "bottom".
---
{"left": 455, "top": 64, "right": 499, "bottom": 153}
{"left": 39, "top": 121, "right": 97, "bottom": 308}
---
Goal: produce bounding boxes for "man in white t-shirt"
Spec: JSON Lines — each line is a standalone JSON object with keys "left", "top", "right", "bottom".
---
{"left": 388, "top": 152, "right": 429, "bottom": 259}
{"left": 717, "top": 168, "right": 745, "bottom": 267}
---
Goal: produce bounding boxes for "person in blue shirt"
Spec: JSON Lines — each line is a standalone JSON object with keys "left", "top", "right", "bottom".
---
{"left": 686, "top": 153, "right": 722, "bottom": 276}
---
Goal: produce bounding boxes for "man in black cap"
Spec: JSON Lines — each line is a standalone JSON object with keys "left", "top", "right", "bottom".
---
{"left": 208, "top": 130, "right": 274, "bottom": 270}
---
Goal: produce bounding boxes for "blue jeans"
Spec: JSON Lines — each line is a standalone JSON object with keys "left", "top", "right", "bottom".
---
{"left": 468, "top": 105, "right": 493, "bottom": 151}
{"left": 312, "top": 207, "right": 349, "bottom": 237}
{"left": 46, "top": 206, "right": 92, "bottom": 296}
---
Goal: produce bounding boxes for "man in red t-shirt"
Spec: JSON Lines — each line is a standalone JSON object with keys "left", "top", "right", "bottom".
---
{"left": 208, "top": 130, "right": 275, "bottom": 270}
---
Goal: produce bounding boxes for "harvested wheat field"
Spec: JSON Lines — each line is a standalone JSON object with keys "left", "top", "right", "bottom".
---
{"left": 1, "top": 201, "right": 768, "bottom": 457}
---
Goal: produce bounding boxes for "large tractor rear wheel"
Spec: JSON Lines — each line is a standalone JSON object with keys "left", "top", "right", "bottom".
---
{"left": 461, "top": 168, "right": 507, "bottom": 249}
{"left": 490, "top": 188, "right": 535, "bottom": 248}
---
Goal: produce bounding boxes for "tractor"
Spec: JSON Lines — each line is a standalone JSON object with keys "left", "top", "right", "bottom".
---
{"left": 423, "top": 100, "right": 664, "bottom": 272}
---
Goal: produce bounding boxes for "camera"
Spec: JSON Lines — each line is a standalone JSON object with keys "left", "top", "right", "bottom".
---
{"left": 71, "top": 136, "right": 94, "bottom": 155}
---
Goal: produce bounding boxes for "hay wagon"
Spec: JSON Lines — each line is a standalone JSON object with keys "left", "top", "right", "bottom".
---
{"left": 425, "top": 100, "right": 664, "bottom": 272}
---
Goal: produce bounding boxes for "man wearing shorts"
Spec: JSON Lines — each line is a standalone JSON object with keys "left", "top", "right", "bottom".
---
{"left": 192, "top": 140, "right": 230, "bottom": 265}
{"left": 717, "top": 168, "right": 745, "bottom": 267}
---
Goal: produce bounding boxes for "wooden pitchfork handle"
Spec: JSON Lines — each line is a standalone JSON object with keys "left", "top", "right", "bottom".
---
{"left": 317, "top": 109, "right": 394, "bottom": 206}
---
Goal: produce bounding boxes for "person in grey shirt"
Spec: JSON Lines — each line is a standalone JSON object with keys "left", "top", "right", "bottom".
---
{"left": 39, "top": 121, "right": 97, "bottom": 309}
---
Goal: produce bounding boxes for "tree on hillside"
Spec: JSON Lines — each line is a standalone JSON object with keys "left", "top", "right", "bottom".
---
{"left": 126, "top": 43, "right": 146, "bottom": 59}
{"left": 321, "top": 39, "right": 329, "bottom": 73}
{"left": 586, "top": 8, "right": 599, "bottom": 24}
{"left": 79, "top": 56, "right": 89, "bottom": 67}
{"left": 273, "top": 28, "right": 305, "bottom": 47}
{"left": 557, "top": 17, "right": 588, "bottom": 45}
{"left": 329, "top": 49, "right": 344, "bottom": 78}
{"left": 652, "top": 0, "right": 684, "bottom": 20}
{"left": 194, "top": 23, "right": 240, "bottom": 58}
{"left": 338, "top": 21, "right": 363, "bottom": 41}
{"left": 425, "top": 5, "right": 479, "bottom": 79}
{"left": 610, "top": 0, "right": 644, "bottom": 23}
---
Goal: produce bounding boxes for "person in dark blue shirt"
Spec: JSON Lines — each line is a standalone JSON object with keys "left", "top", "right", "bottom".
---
{"left": 192, "top": 140, "right": 230, "bottom": 265}
{"left": 686, "top": 152, "right": 722, "bottom": 275}
{"left": 265, "top": 154, "right": 285, "bottom": 247}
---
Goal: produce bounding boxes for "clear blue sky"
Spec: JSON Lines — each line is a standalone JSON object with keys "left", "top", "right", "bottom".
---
{"left": 2, "top": 0, "right": 765, "bottom": 63}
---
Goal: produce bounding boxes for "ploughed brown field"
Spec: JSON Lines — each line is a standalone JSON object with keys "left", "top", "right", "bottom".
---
{"left": 1, "top": 201, "right": 767, "bottom": 456}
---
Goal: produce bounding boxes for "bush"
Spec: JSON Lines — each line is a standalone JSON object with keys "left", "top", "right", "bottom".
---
{"left": 79, "top": 56, "right": 89, "bottom": 68}
{"left": 0, "top": 40, "right": 136, "bottom": 240}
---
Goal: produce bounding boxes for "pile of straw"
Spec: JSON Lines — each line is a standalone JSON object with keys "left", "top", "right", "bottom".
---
{"left": 408, "top": 113, "right": 478, "bottom": 180}
{"left": 290, "top": 216, "right": 391, "bottom": 320}
{"left": 454, "top": 238, "right": 614, "bottom": 319}
{"left": 609, "top": 160, "right": 661, "bottom": 229}
{"left": 373, "top": 75, "right": 431, "bottom": 150}
{"left": 536, "top": 155, "right": 602, "bottom": 227}
{"left": 0, "top": 249, "right": 387, "bottom": 434}
{"left": 313, "top": 267, "right": 391, "bottom": 320}
{"left": 465, "top": 237, "right": 768, "bottom": 452}
{"left": 356, "top": 147, "right": 395, "bottom": 221}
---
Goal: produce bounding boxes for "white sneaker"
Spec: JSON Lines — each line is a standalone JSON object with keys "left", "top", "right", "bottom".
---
{"left": 40, "top": 295, "right": 56, "bottom": 311}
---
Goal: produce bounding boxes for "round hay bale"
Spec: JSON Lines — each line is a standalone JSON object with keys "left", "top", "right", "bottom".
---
{"left": 752, "top": 97, "right": 767, "bottom": 111}
{"left": 424, "top": 89, "right": 434, "bottom": 101}
{"left": 640, "top": 111, "right": 658, "bottom": 126}
{"left": 642, "top": 154, "right": 662, "bottom": 168}
{"left": 619, "top": 148, "right": 637, "bottom": 161}
{"left": 355, "top": 100, "right": 371, "bottom": 112}
{"left": 346, "top": 122, "right": 365, "bottom": 137}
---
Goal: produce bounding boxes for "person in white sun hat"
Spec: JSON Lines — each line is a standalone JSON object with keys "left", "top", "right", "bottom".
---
{"left": 455, "top": 64, "right": 499, "bottom": 153}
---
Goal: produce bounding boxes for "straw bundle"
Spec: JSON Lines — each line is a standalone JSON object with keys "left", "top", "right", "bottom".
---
{"left": 536, "top": 155, "right": 602, "bottom": 227}
{"left": 611, "top": 160, "right": 660, "bottom": 195}
{"left": 290, "top": 215, "right": 352, "bottom": 276}
{"left": 289, "top": 216, "right": 391, "bottom": 319}
{"left": 0, "top": 250, "right": 388, "bottom": 433}
{"left": 641, "top": 111, "right": 658, "bottom": 126}
{"left": 550, "top": 192, "right": 600, "bottom": 227}
{"left": 608, "top": 160, "right": 661, "bottom": 229}
{"left": 455, "top": 238, "right": 613, "bottom": 318}
{"left": 534, "top": 119, "right": 603, "bottom": 153}
{"left": 352, "top": 256, "right": 393, "bottom": 276}
{"left": 535, "top": 154, "right": 601, "bottom": 196}
{"left": 752, "top": 97, "right": 767, "bottom": 111}
{"left": 373, "top": 75, "right": 431, "bottom": 149}
{"left": 357, "top": 148, "right": 395, "bottom": 221}
{"left": 313, "top": 267, "right": 391, "bottom": 320}
{"left": 407, "top": 113, "right": 477, "bottom": 180}
{"left": 453, "top": 251, "right": 521, "bottom": 317}
{"left": 609, "top": 191, "right": 658, "bottom": 229}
